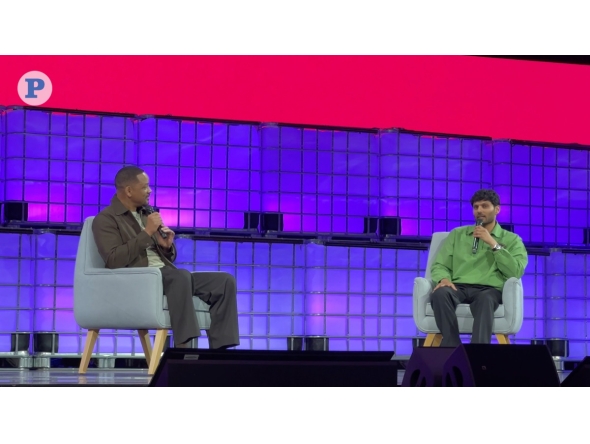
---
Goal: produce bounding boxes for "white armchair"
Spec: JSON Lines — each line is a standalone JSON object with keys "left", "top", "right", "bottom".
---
{"left": 74, "top": 216, "right": 211, "bottom": 375}
{"left": 413, "top": 232, "right": 523, "bottom": 346}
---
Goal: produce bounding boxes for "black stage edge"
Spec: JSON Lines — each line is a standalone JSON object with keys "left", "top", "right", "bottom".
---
{"left": 149, "top": 349, "right": 399, "bottom": 387}
{"left": 443, "top": 344, "right": 560, "bottom": 387}
{"left": 403, "top": 344, "right": 561, "bottom": 387}
{"left": 561, "top": 357, "right": 590, "bottom": 387}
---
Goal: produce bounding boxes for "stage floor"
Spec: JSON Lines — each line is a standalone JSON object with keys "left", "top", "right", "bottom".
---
{"left": 0, "top": 367, "right": 571, "bottom": 387}
{"left": 0, "top": 368, "right": 150, "bottom": 386}
{"left": 0, "top": 352, "right": 577, "bottom": 386}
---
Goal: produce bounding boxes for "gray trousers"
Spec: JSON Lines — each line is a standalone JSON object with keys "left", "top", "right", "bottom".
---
{"left": 430, "top": 284, "right": 502, "bottom": 347}
{"left": 160, "top": 266, "right": 239, "bottom": 349}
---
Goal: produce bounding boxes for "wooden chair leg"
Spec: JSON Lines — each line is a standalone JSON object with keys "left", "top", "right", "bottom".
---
{"left": 496, "top": 334, "right": 510, "bottom": 344}
{"left": 424, "top": 333, "right": 442, "bottom": 347}
{"left": 79, "top": 329, "right": 99, "bottom": 374}
{"left": 432, "top": 334, "right": 442, "bottom": 346}
{"left": 148, "top": 329, "right": 168, "bottom": 376}
{"left": 138, "top": 329, "right": 152, "bottom": 366}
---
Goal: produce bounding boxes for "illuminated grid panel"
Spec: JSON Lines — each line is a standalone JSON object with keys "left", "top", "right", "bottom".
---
{"left": 3, "top": 108, "right": 137, "bottom": 223}
{"left": 0, "top": 107, "right": 587, "bottom": 242}
{"left": 544, "top": 251, "right": 589, "bottom": 357}
{"left": 0, "top": 233, "right": 34, "bottom": 352}
{"left": 494, "top": 251, "right": 588, "bottom": 356}
{"left": 0, "top": 233, "right": 427, "bottom": 354}
{"left": 0, "top": 108, "right": 589, "bottom": 357}
{"left": 493, "top": 141, "right": 589, "bottom": 245}
{"left": 513, "top": 254, "right": 546, "bottom": 344}
{"left": 0, "top": 232, "right": 157, "bottom": 355}
{"left": 260, "top": 125, "right": 379, "bottom": 233}
{"left": 137, "top": 118, "right": 261, "bottom": 229}
{"left": 380, "top": 131, "right": 493, "bottom": 235}
{"left": 33, "top": 233, "right": 82, "bottom": 353}
{"left": 0, "top": 231, "right": 589, "bottom": 356}
{"left": 175, "top": 238, "right": 307, "bottom": 351}
{"left": 0, "top": 108, "right": 5, "bottom": 203}
{"left": 148, "top": 241, "right": 432, "bottom": 354}
{"left": 304, "top": 243, "right": 429, "bottom": 355}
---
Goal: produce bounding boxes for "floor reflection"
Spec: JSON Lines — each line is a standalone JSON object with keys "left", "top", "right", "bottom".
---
{"left": 0, "top": 369, "right": 150, "bottom": 386}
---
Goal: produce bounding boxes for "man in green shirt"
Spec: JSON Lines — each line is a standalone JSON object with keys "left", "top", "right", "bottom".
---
{"left": 430, "top": 189, "right": 528, "bottom": 346}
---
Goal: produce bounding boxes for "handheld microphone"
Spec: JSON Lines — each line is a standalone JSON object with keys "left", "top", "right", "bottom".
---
{"left": 472, "top": 218, "right": 484, "bottom": 254}
{"left": 142, "top": 205, "right": 168, "bottom": 239}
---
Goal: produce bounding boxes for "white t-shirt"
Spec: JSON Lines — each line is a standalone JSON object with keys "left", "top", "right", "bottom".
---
{"left": 131, "top": 211, "right": 166, "bottom": 268}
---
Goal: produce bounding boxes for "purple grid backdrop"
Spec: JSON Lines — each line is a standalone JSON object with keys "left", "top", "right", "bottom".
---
{"left": 0, "top": 232, "right": 586, "bottom": 355}
{"left": 0, "top": 108, "right": 588, "bottom": 355}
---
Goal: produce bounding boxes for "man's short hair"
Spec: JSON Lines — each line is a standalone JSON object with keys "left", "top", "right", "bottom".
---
{"left": 115, "top": 166, "right": 145, "bottom": 190}
{"left": 470, "top": 189, "right": 500, "bottom": 207}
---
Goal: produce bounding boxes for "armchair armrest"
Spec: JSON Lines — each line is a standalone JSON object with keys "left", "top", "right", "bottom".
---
{"left": 82, "top": 267, "right": 163, "bottom": 276}
{"left": 500, "top": 277, "right": 523, "bottom": 333}
{"left": 413, "top": 277, "right": 433, "bottom": 331}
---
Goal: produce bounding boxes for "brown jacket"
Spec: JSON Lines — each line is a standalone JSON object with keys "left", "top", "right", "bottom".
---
{"left": 92, "top": 195, "right": 177, "bottom": 269}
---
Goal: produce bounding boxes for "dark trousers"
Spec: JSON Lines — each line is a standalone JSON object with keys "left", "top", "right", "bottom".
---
{"left": 430, "top": 284, "right": 502, "bottom": 347}
{"left": 160, "top": 266, "right": 239, "bottom": 349}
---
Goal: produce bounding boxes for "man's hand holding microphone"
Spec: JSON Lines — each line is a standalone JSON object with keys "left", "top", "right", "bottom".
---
{"left": 144, "top": 207, "right": 175, "bottom": 250}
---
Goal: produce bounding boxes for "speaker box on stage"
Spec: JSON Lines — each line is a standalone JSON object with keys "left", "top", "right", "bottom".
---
{"left": 561, "top": 357, "right": 590, "bottom": 387}
{"left": 149, "top": 349, "right": 399, "bottom": 387}
{"left": 443, "top": 344, "right": 560, "bottom": 387}
{"left": 402, "top": 347, "right": 456, "bottom": 387}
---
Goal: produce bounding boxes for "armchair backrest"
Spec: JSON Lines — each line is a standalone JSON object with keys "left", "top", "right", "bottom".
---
{"left": 424, "top": 232, "right": 450, "bottom": 282}
{"left": 75, "top": 216, "right": 105, "bottom": 276}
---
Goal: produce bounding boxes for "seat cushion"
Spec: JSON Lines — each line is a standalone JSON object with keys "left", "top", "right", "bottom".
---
{"left": 163, "top": 295, "right": 210, "bottom": 312}
{"left": 425, "top": 303, "right": 504, "bottom": 318}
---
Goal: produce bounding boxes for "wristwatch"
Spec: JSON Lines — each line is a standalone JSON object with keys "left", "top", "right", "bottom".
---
{"left": 492, "top": 244, "right": 503, "bottom": 252}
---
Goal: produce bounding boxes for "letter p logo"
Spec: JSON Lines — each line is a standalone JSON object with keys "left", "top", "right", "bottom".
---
{"left": 18, "top": 71, "right": 52, "bottom": 106}
{"left": 25, "top": 78, "right": 45, "bottom": 98}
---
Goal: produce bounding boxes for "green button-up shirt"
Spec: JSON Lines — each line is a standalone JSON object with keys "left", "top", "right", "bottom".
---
{"left": 430, "top": 223, "right": 528, "bottom": 291}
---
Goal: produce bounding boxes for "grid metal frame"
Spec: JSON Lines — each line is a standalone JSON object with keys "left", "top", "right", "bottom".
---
{"left": 0, "top": 107, "right": 589, "bottom": 356}
{"left": 4, "top": 108, "right": 137, "bottom": 223}
{"left": 492, "top": 140, "right": 590, "bottom": 246}
{"left": 137, "top": 117, "right": 262, "bottom": 230}
{"left": 260, "top": 124, "right": 380, "bottom": 234}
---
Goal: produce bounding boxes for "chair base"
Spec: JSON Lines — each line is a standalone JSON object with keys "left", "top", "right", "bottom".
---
{"left": 424, "top": 333, "right": 511, "bottom": 347}
{"left": 79, "top": 328, "right": 169, "bottom": 376}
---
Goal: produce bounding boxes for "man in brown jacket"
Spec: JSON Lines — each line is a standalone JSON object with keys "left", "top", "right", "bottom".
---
{"left": 92, "top": 166, "right": 239, "bottom": 349}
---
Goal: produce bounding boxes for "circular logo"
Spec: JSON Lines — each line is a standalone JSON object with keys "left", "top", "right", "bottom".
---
{"left": 17, "top": 71, "right": 52, "bottom": 106}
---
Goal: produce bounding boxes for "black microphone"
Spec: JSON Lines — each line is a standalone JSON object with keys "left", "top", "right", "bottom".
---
{"left": 142, "top": 205, "right": 168, "bottom": 239}
{"left": 472, "top": 218, "right": 484, "bottom": 254}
